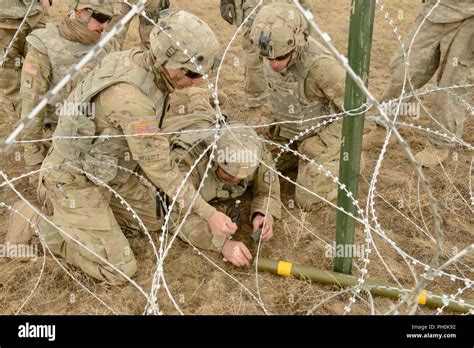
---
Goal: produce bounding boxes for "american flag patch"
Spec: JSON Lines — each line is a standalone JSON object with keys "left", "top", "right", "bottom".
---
{"left": 24, "top": 63, "right": 39, "bottom": 77}
{"left": 134, "top": 123, "right": 158, "bottom": 135}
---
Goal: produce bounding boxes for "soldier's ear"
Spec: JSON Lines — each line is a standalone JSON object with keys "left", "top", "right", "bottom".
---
{"left": 72, "top": 9, "right": 83, "bottom": 20}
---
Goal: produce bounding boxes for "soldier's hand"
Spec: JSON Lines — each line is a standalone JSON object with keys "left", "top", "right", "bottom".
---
{"left": 208, "top": 211, "right": 237, "bottom": 237}
{"left": 220, "top": 0, "right": 236, "bottom": 25}
{"left": 252, "top": 214, "right": 273, "bottom": 242}
{"left": 160, "top": 0, "right": 170, "bottom": 10}
{"left": 222, "top": 240, "right": 252, "bottom": 267}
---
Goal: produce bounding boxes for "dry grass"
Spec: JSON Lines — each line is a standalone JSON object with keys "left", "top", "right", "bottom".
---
{"left": 0, "top": 0, "right": 472, "bottom": 315}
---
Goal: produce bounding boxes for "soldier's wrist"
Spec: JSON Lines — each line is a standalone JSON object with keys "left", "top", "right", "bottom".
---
{"left": 211, "top": 235, "right": 227, "bottom": 253}
{"left": 251, "top": 212, "right": 265, "bottom": 221}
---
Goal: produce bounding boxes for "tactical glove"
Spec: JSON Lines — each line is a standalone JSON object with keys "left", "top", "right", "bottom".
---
{"left": 220, "top": 0, "right": 236, "bottom": 25}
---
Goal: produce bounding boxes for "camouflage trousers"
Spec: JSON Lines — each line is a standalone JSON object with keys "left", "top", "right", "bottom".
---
{"left": 383, "top": 15, "right": 474, "bottom": 148}
{"left": 169, "top": 209, "right": 227, "bottom": 253}
{"left": 107, "top": 2, "right": 160, "bottom": 50}
{"left": 265, "top": 121, "right": 343, "bottom": 211}
{"left": 6, "top": 152, "right": 165, "bottom": 284}
{"left": 0, "top": 14, "right": 46, "bottom": 124}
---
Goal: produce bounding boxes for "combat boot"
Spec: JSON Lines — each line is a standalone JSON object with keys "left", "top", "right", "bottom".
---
{"left": 415, "top": 145, "right": 449, "bottom": 168}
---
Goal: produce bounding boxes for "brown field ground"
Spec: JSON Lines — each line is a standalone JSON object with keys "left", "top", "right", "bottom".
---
{"left": 0, "top": 0, "right": 472, "bottom": 315}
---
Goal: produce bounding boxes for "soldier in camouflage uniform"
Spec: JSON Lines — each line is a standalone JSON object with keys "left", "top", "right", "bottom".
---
{"left": 220, "top": 0, "right": 313, "bottom": 108}
{"left": 248, "top": 2, "right": 345, "bottom": 211}
{"left": 162, "top": 87, "right": 281, "bottom": 267}
{"left": 382, "top": 0, "right": 474, "bottom": 167}
{"left": 7, "top": 11, "right": 231, "bottom": 284}
{"left": 0, "top": 0, "right": 48, "bottom": 123}
{"left": 107, "top": 0, "right": 170, "bottom": 49}
{"left": 20, "top": 0, "right": 118, "bottom": 186}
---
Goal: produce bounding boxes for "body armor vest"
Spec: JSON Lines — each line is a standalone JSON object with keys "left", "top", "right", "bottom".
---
{"left": 52, "top": 49, "right": 167, "bottom": 183}
{"left": 0, "top": 0, "right": 43, "bottom": 19}
{"left": 27, "top": 24, "right": 109, "bottom": 123}
{"left": 263, "top": 40, "right": 330, "bottom": 139}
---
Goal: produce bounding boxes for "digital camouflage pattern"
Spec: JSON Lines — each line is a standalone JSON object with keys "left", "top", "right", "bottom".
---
{"left": 64, "top": 0, "right": 121, "bottom": 16}
{"left": 107, "top": 0, "right": 171, "bottom": 49}
{"left": 0, "top": 0, "right": 43, "bottom": 19}
{"left": 421, "top": 0, "right": 474, "bottom": 24}
{"left": 8, "top": 11, "right": 221, "bottom": 283}
{"left": 162, "top": 88, "right": 281, "bottom": 252}
{"left": 150, "top": 10, "right": 219, "bottom": 75}
{"left": 20, "top": 23, "right": 113, "bottom": 169}
{"left": 383, "top": 0, "right": 474, "bottom": 149}
{"left": 226, "top": 0, "right": 313, "bottom": 107}
{"left": 0, "top": 0, "right": 47, "bottom": 123}
{"left": 250, "top": 2, "right": 346, "bottom": 210}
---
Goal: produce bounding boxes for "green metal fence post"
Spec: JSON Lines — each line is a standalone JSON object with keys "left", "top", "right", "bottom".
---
{"left": 334, "top": 0, "right": 376, "bottom": 274}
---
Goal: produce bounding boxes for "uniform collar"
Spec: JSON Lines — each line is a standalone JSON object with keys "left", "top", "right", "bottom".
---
{"left": 154, "top": 64, "right": 175, "bottom": 93}
{"left": 142, "top": 51, "right": 175, "bottom": 94}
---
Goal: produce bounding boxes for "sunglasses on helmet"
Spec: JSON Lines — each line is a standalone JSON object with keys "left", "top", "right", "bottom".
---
{"left": 184, "top": 68, "right": 203, "bottom": 79}
{"left": 90, "top": 11, "right": 112, "bottom": 24}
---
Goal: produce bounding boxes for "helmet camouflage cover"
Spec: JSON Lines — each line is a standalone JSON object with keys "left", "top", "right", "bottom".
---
{"left": 150, "top": 10, "right": 221, "bottom": 75}
{"left": 250, "top": 2, "right": 308, "bottom": 59}
{"left": 215, "top": 127, "right": 263, "bottom": 179}
{"left": 64, "top": 0, "right": 120, "bottom": 17}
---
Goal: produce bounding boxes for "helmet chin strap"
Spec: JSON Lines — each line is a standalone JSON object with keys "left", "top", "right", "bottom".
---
{"left": 286, "top": 46, "right": 303, "bottom": 70}
{"left": 161, "top": 64, "right": 187, "bottom": 89}
{"left": 150, "top": 52, "right": 186, "bottom": 89}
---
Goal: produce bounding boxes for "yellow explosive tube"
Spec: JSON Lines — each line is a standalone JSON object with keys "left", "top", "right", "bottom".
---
{"left": 254, "top": 258, "right": 474, "bottom": 314}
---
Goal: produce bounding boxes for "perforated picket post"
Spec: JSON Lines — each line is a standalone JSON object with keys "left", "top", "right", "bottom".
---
{"left": 334, "top": 0, "right": 376, "bottom": 274}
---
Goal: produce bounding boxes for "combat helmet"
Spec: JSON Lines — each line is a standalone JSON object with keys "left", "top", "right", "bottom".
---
{"left": 64, "top": 0, "right": 119, "bottom": 18}
{"left": 215, "top": 127, "right": 263, "bottom": 179}
{"left": 250, "top": 2, "right": 308, "bottom": 59}
{"left": 150, "top": 10, "right": 220, "bottom": 76}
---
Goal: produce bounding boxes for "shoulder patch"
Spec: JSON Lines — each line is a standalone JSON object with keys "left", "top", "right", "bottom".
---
{"left": 23, "top": 63, "right": 39, "bottom": 77}
{"left": 134, "top": 122, "right": 158, "bottom": 135}
{"left": 26, "top": 28, "right": 50, "bottom": 55}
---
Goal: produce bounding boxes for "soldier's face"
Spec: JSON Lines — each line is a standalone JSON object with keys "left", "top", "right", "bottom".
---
{"left": 76, "top": 10, "right": 109, "bottom": 34}
{"left": 216, "top": 167, "right": 241, "bottom": 185}
{"left": 175, "top": 75, "right": 202, "bottom": 88}
{"left": 169, "top": 68, "right": 203, "bottom": 89}
{"left": 87, "top": 16, "right": 109, "bottom": 34}
{"left": 267, "top": 52, "right": 292, "bottom": 72}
